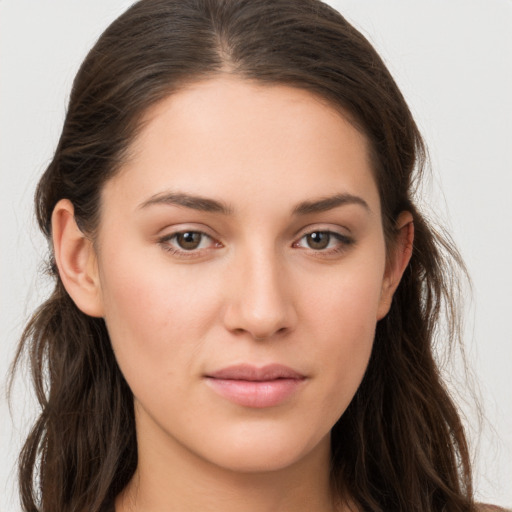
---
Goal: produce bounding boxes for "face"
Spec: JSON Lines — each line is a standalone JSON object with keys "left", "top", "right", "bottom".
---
{"left": 93, "top": 77, "right": 395, "bottom": 474}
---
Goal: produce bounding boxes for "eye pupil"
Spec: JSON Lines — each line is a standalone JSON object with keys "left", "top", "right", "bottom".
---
{"left": 176, "top": 232, "right": 202, "bottom": 250}
{"left": 306, "top": 232, "right": 330, "bottom": 250}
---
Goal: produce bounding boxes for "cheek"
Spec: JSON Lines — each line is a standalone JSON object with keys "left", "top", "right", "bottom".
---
{"left": 97, "top": 248, "right": 222, "bottom": 384}
{"left": 302, "top": 252, "right": 385, "bottom": 413}
{"left": 306, "top": 249, "right": 385, "bottom": 341}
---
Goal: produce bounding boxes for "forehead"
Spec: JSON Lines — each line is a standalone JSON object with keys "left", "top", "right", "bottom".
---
{"left": 105, "top": 76, "right": 380, "bottom": 216}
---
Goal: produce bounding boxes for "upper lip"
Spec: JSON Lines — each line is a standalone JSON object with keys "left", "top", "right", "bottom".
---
{"left": 205, "top": 364, "right": 305, "bottom": 381}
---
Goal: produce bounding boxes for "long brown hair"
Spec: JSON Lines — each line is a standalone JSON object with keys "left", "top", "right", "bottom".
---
{"left": 11, "top": 0, "right": 474, "bottom": 510}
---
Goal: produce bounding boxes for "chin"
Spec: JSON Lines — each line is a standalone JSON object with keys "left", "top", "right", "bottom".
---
{"left": 196, "top": 427, "right": 331, "bottom": 475}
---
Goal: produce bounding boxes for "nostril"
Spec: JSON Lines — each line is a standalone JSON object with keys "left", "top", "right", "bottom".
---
{"left": 253, "top": 327, "right": 289, "bottom": 341}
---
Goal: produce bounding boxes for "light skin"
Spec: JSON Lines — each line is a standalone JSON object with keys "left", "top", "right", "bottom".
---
{"left": 52, "top": 77, "right": 413, "bottom": 512}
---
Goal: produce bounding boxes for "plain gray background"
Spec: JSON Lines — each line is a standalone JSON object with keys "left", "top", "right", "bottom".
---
{"left": 1, "top": 1, "right": 511, "bottom": 510}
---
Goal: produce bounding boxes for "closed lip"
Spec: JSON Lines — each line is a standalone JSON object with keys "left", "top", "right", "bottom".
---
{"left": 205, "top": 363, "right": 306, "bottom": 381}
{"left": 204, "top": 364, "right": 307, "bottom": 408}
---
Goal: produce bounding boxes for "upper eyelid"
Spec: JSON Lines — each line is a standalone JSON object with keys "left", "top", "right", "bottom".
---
{"left": 300, "top": 230, "right": 350, "bottom": 239}
{"left": 156, "top": 224, "right": 353, "bottom": 244}
{"left": 294, "top": 230, "right": 353, "bottom": 245}
{"left": 161, "top": 229, "right": 212, "bottom": 238}
{"left": 156, "top": 224, "right": 220, "bottom": 239}
{"left": 160, "top": 230, "right": 217, "bottom": 245}
{"left": 293, "top": 223, "right": 352, "bottom": 239}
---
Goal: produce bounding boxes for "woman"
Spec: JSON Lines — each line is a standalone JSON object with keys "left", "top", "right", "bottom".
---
{"left": 8, "top": 0, "right": 507, "bottom": 511}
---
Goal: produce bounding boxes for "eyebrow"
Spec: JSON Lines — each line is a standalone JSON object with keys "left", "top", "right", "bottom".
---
{"left": 138, "top": 191, "right": 233, "bottom": 215}
{"left": 293, "top": 193, "right": 371, "bottom": 215}
{"left": 138, "top": 191, "right": 370, "bottom": 216}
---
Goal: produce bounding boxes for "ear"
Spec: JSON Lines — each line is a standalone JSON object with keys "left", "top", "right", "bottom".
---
{"left": 376, "top": 211, "right": 414, "bottom": 320}
{"left": 52, "top": 199, "right": 104, "bottom": 317}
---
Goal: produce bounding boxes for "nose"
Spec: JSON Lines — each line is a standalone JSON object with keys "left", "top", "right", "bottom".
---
{"left": 222, "top": 247, "right": 297, "bottom": 341}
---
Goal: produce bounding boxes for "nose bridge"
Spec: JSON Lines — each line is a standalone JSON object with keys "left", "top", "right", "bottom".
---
{"left": 224, "top": 240, "right": 295, "bottom": 339}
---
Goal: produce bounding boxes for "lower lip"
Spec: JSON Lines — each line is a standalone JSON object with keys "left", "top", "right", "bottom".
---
{"left": 205, "top": 377, "right": 305, "bottom": 408}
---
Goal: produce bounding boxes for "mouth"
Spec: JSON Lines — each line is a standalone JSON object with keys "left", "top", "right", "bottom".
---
{"left": 204, "top": 364, "right": 306, "bottom": 408}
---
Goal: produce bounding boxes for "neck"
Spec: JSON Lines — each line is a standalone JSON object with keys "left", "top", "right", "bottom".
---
{"left": 116, "top": 413, "right": 343, "bottom": 512}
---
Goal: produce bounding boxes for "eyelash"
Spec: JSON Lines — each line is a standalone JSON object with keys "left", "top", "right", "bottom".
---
{"left": 158, "top": 231, "right": 221, "bottom": 258}
{"left": 292, "top": 230, "right": 354, "bottom": 256}
{"left": 158, "top": 229, "right": 354, "bottom": 258}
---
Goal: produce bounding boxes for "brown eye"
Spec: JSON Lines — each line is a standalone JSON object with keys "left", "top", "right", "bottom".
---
{"left": 293, "top": 230, "right": 353, "bottom": 254}
{"left": 175, "top": 231, "right": 203, "bottom": 250}
{"left": 159, "top": 230, "right": 222, "bottom": 257}
{"left": 305, "top": 232, "right": 331, "bottom": 250}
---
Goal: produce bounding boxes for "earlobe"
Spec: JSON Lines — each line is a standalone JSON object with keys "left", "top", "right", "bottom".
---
{"left": 376, "top": 211, "right": 414, "bottom": 320}
{"left": 52, "top": 199, "right": 104, "bottom": 317}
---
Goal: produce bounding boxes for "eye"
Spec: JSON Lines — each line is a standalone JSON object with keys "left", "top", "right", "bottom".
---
{"left": 303, "top": 231, "right": 331, "bottom": 250}
{"left": 158, "top": 230, "right": 221, "bottom": 255}
{"left": 174, "top": 231, "right": 205, "bottom": 250}
{"left": 293, "top": 230, "right": 353, "bottom": 253}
